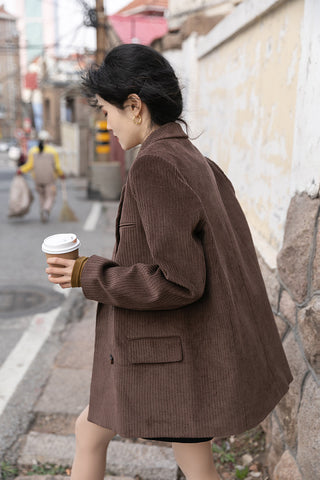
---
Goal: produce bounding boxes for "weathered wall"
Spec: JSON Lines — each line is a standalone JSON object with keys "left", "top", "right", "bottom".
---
{"left": 168, "top": 0, "right": 238, "bottom": 29}
{"left": 164, "top": 0, "right": 320, "bottom": 478}
{"left": 196, "top": 0, "right": 304, "bottom": 253}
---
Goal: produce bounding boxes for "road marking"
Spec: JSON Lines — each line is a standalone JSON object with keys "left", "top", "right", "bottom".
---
{"left": 0, "top": 307, "right": 61, "bottom": 417}
{"left": 83, "top": 202, "right": 102, "bottom": 231}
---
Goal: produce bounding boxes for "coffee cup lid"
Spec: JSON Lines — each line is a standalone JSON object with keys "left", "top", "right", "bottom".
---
{"left": 42, "top": 233, "right": 80, "bottom": 254}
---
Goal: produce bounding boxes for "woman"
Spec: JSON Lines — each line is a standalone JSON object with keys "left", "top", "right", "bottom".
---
{"left": 45, "top": 44, "right": 292, "bottom": 480}
{"left": 19, "top": 136, "right": 64, "bottom": 222}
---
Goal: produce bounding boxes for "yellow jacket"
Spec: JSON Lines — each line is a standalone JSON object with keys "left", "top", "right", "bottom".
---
{"left": 21, "top": 145, "right": 64, "bottom": 179}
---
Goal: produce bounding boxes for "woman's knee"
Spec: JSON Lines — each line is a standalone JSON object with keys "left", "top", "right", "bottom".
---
{"left": 75, "top": 406, "right": 116, "bottom": 451}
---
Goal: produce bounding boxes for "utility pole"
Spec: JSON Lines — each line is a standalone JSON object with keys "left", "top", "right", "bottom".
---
{"left": 96, "top": 0, "right": 106, "bottom": 64}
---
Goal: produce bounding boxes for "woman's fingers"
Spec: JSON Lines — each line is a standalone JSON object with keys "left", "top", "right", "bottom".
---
{"left": 47, "top": 272, "right": 71, "bottom": 288}
{"left": 46, "top": 265, "right": 72, "bottom": 275}
{"left": 46, "top": 257, "right": 74, "bottom": 267}
{"left": 45, "top": 258, "right": 75, "bottom": 289}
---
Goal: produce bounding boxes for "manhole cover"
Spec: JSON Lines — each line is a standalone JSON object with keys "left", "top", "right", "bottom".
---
{"left": 0, "top": 285, "right": 64, "bottom": 319}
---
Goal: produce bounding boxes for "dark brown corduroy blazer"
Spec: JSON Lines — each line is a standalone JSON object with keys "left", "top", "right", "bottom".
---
{"left": 81, "top": 122, "right": 292, "bottom": 438}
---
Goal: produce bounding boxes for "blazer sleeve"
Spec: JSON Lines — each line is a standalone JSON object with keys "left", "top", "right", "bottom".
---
{"left": 81, "top": 154, "right": 206, "bottom": 310}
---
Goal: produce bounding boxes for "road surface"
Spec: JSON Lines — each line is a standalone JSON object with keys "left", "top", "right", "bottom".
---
{"left": 0, "top": 151, "right": 118, "bottom": 459}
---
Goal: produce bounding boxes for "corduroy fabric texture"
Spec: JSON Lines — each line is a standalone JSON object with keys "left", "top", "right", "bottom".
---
{"left": 81, "top": 122, "right": 292, "bottom": 439}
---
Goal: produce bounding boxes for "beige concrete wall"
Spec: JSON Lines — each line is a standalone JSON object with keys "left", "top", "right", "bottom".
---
{"left": 165, "top": 2, "right": 320, "bottom": 478}
{"left": 194, "top": 0, "right": 304, "bottom": 253}
{"left": 168, "top": 0, "right": 238, "bottom": 28}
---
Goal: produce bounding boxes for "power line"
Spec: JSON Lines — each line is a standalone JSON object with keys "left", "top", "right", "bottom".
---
{"left": 0, "top": 21, "right": 85, "bottom": 53}
{"left": 0, "top": 22, "right": 88, "bottom": 83}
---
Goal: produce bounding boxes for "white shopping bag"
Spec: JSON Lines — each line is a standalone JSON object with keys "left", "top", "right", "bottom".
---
{"left": 8, "top": 175, "right": 34, "bottom": 217}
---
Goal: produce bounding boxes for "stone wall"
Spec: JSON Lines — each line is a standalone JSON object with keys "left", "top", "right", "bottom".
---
{"left": 258, "top": 192, "right": 320, "bottom": 480}
{"left": 163, "top": 2, "right": 320, "bottom": 475}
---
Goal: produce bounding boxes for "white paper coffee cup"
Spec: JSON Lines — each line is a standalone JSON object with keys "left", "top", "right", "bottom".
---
{"left": 42, "top": 233, "right": 80, "bottom": 278}
{"left": 42, "top": 233, "right": 80, "bottom": 255}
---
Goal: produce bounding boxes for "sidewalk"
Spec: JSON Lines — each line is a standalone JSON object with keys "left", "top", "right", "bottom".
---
{"left": 2, "top": 191, "right": 179, "bottom": 480}
{"left": 14, "top": 296, "right": 179, "bottom": 480}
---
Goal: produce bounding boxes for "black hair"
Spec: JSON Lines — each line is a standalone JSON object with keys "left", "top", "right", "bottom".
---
{"left": 81, "top": 44, "right": 184, "bottom": 127}
{"left": 38, "top": 140, "right": 44, "bottom": 153}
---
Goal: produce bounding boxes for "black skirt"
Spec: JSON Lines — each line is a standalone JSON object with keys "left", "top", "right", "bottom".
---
{"left": 143, "top": 437, "right": 213, "bottom": 443}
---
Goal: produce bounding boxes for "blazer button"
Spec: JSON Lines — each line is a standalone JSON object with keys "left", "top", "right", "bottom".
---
{"left": 110, "top": 354, "right": 114, "bottom": 364}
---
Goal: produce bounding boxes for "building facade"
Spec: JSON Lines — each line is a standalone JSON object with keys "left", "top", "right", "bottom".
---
{"left": 0, "top": 6, "right": 22, "bottom": 139}
{"left": 168, "top": 0, "right": 243, "bottom": 29}
{"left": 162, "top": 0, "right": 320, "bottom": 478}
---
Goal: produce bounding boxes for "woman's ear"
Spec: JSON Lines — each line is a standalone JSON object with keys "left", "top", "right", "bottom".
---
{"left": 127, "top": 94, "right": 142, "bottom": 113}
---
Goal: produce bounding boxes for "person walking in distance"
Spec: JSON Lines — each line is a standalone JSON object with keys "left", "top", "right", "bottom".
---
{"left": 44, "top": 44, "right": 293, "bottom": 480}
{"left": 18, "top": 132, "right": 64, "bottom": 222}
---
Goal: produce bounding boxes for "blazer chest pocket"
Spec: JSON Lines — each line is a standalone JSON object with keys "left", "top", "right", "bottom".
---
{"left": 127, "top": 336, "right": 183, "bottom": 365}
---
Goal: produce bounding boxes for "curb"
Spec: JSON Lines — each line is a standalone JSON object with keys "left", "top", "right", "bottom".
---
{"left": 0, "top": 289, "right": 86, "bottom": 463}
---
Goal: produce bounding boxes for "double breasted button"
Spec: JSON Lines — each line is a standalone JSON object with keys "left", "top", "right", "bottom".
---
{"left": 110, "top": 354, "right": 114, "bottom": 364}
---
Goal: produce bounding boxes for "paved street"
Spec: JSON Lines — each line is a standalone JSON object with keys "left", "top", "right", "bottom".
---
{"left": 0, "top": 151, "right": 118, "bottom": 462}
{"left": 0, "top": 152, "right": 180, "bottom": 480}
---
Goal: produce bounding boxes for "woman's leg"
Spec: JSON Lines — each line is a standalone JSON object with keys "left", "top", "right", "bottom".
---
{"left": 71, "top": 405, "right": 117, "bottom": 480}
{"left": 43, "top": 183, "right": 56, "bottom": 214}
{"left": 172, "top": 441, "right": 221, "bottom": 480}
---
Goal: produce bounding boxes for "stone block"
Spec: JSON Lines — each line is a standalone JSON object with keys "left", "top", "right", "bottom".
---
{"left": 35, "top": 368, "right": 90, "bottom": 415}
{"left": 297, "top": 375, "right": 320, "bottom": 480}
{"left": 266, "top": 414, "right": 285, "bottom": 475}
{"left": 104, "top": 477, "right": 135, "bottom": 480}
{"left": 18, "top": 433, "right": 178, "bottom": 480}
{"left": 256, "top": 250, "right": 279, "bottom": 309}
{"left": 312, "top": 220, "right": 320, "bottom": 292}
{"left": 15, "top": 477, "right": 134, "bottom": 480}
{"left": 107, "top": 440, "right": 178, "bottom": 480}
{"left": 18, "top": 433, "right": 75, "bottom": 466}
{"left": 15, "top": 477, "right": 68, "bottom": 480}
{"left": 298, "top": 296, "right": 320, "bottom": 375}
{"left": 279, "top": 290, "right": 296, "bottom": 326}
{"left": 55, "top": 340, "right": 93, "bottom": 370}
{"left": 32, "top": 413, "right": 77, "bottom": 435}
{"left": 260, "top": 412, "right": 271, "bottom": 434}
{"left": 274, "top": 314, "right": 287, "bottom": 339}
{"left": 277, "top": 193, "right": 320, "bottom": 303}
{"left": 55, "top": 317, "right": 95, "bottom": 370}
{"left": 275, "top": 331, "right": 307, "bottom": 449}
{"left": 273, "top": 450, "right": 302, "bottom": 480}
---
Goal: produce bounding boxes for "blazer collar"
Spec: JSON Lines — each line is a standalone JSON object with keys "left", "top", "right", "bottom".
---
{"left": 139, "top": 122, "right": 188, "bottom": 154}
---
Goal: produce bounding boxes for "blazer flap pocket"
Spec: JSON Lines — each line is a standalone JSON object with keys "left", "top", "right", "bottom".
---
{"left": 128, "top": 336, "right": 183, "bottom": 364}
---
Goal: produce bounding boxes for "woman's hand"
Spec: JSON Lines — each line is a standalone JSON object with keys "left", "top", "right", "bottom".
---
{"left": 46, "top": 257, "right": 76, "bottom": 289}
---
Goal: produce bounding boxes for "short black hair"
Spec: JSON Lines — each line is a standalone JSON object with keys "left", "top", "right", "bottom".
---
{"left": 81, "top": 44, "right": 184, "bottom": 126}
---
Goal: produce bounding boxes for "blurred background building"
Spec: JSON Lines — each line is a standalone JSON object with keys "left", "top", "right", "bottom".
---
{"left": 0, "top": 5, "right": 22, "bottom": 140}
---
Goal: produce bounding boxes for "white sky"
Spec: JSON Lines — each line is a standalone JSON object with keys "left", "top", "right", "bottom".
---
{"left": 2, "top": 0, "right": 132, "bottom": 55}
{"left": 2, "top": 0, "right": 131, "bottom": 16}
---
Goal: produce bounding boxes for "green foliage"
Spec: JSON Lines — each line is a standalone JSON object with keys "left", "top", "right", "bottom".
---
{"left": 235, "top": 465, "right": 250, "bottom": 479}
{"left": 211, "top": 441, "right": 236, "bottom": 464}
{"left": 0, "top": 462, "right": 19, "bottom": 479}
{"left": 27, "top": 463, "right": 68, "bottom": 475}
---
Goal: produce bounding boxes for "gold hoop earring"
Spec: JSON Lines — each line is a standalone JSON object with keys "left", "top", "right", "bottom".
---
{"left": 133, "top": 115, "right": 142, "bottom": 125}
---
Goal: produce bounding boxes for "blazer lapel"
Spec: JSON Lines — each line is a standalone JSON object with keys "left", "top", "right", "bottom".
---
{"left": 114, "top": 183, "right": 126, "bottom": 254}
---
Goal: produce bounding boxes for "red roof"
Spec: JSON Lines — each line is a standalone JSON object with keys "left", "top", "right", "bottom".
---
{"left": 109, "top": 14, "right": 168, "bottom": 45}
{"left": 0, "top": 4, "right": 16, "bottom": 19}
{"left": 116, "top": 0, "right": 168, "bottom": 16}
